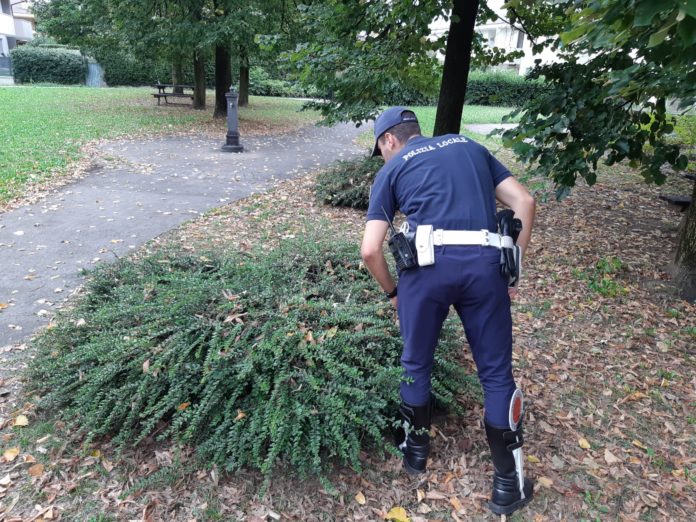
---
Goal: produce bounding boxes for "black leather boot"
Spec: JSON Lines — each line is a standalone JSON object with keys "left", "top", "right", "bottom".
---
{"left": 396, "top": 400, "right": 432, "bottom": 475}
{"left": 484, "top": 421, "right": 534, "bottom": 515}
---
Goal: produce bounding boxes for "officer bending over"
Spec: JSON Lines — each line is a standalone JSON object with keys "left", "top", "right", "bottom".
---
{"left": 360, "top": 107, "right": 536, "bottom": 516}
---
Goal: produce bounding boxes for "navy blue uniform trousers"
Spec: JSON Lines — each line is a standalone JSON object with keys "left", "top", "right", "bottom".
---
{"left": 397, "top": 245, "right": 515, "bottom": 429}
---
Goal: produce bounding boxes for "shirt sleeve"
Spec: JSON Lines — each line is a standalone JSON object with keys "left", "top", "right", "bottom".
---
{"left": 366, "top": 166, "right": 397, "bottom": 222}
{"left": 488, "top": 152, "right": 512, "bottom": 186}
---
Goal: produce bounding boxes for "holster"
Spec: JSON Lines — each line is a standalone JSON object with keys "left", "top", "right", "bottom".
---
{"left": 496, "top": 210, "right": 523, "bottom": 287}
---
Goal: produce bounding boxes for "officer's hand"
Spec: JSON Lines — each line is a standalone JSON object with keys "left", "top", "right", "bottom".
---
{"left": 390, "top": 296, "right": 398, "bottom": 308}
{"left": 508, "top": 287, "right": 518, "bottom": 299}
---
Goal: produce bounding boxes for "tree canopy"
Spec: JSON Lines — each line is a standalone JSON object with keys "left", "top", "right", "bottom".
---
{"left": 503, "top": 0, "right": 695, "bottom": 194}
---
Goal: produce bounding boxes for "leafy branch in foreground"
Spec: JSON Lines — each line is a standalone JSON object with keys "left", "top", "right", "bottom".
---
{"left": 27, "top": 237, "right": 474, "bottom": 478}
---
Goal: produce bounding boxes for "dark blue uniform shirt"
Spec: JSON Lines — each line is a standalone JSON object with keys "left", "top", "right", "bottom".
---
{"left": 366, "top": 134, "right": 511, "bottom": 231}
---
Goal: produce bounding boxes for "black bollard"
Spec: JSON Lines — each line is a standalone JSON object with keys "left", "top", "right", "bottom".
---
{"left": 222, "top": 86, "right": 244, "bottom": 152}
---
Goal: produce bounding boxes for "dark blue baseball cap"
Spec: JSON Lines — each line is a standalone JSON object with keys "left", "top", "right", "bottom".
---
{"left": 371, "top": 106, "right": 419, "bottom": 157}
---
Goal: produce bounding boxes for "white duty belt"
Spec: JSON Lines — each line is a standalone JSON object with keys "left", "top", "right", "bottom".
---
{"left": 432, "top": 229, "right": 514, "bottom": 249}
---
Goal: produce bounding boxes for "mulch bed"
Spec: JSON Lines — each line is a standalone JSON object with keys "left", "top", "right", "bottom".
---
{"left": 1, "top": 150, "right": 695, "bottom": 521}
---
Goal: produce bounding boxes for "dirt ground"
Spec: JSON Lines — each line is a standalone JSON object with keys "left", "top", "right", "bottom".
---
{"left": 1, "top": 148, "right": 695, "bottom": 522}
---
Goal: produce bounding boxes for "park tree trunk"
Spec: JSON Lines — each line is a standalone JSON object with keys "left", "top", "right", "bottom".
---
{"left": 239, "top": 47, "right": 249, "bottom": 107}
{"left": 433, "top": 0, "right": 480, "bottom": 136}
{"left": 193, "top": 50, "right": 206, "bottom": 110}
{"left": 171, "top": 55, "right": 183, "bottom": 94}
{"left": 214, "top": 44, "right": 232, "bottom": 118}
{"left": 674, "top": 180, "right": 696, "bottom": 300}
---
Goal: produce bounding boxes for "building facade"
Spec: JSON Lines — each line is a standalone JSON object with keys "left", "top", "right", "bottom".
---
{"left": 1, "top": 0, "right": 35, "bottom": 75}
{"left": 430, "top": 0, "right": 561, "bottom": 76}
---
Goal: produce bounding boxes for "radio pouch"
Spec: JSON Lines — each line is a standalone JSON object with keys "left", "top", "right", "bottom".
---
{"left": 415, "top": 225, "right": 435, "bottom": 266}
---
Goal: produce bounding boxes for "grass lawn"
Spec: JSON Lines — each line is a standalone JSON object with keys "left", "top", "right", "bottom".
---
{"left": 355, "top": 104, "right": 519, "bottom": 151}
{"left": 412, "top": 104, "right": 519, "bottom": 136}
{"left": 0, "top": 86, "right": 318, "bottom": 206}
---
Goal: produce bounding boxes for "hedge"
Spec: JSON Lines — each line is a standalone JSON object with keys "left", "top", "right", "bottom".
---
{"left": 249, "top": 66, "right": 319, "bottom": 98}
{"left": 11, "top": 46, "right": 86, "bottom": 85}
{"left": 26, "top": 237, "right": 474, "bottom": 479}
{"left": 466, "top": 70, "right": 548, "bottom": 107}
{"left": 91, "top": 49, "right": 216, "bottom": 87}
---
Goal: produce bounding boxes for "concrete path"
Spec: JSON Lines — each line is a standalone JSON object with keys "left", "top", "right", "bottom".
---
{"left": 0, "top": 123, "right": 365, "bottom": 349}
{"left": 464, "top": 123, "right": 517, "bottom": 135}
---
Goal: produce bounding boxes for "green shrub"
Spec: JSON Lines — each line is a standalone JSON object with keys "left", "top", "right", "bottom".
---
{"left": 11, "top": 46, "right": 86, "bottom": 85}
{"left": 249, "top": 66, "right": 318, "bottom": 98}
{"left": 316, "top": 157, "right": 382, "bottom": 210}
{"left": 466, "top": 70, "right": 548, "bottom": 107}
{"left": 92, "top": 49, "right": 216, "bottom": 87}
{"left": 25, "top": 36, "right": 60, "bottom": 48}
{"left": 27, "top": 237, "right": 472, "bottom": 478}
{"left": 383, "top": 80, "right": 438, "bottom": 106}
{"left": 92, "top": 50, "right": 171, "bottom": 87}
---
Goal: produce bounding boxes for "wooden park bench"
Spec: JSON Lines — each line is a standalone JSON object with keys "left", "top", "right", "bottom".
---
{"left": 152, "top": 83, "right": 195, "bottom": 105}
{"left": 660, "top": 174, "right": 693, "bottom": 211}
{"left": 660, "top": 194, "right": 692, "bottom": 211}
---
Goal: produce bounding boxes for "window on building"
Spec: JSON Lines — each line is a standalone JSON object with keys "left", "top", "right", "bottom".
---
{"left": 0, "top": 0, "right": 11, "bottom": 16}
{"left": 516, "top": 31, "right": 525, "bottom": 49}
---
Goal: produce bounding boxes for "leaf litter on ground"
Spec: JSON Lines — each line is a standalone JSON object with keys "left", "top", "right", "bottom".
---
{"left": 1, "top": 149, "right": 695, "bottom": 520}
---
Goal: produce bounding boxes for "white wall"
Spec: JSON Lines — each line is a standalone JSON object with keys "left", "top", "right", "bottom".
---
{"left": 14, "top": 18, "right": 32, "bottom": 40}
{"left": 430, "top": 0, "right": 564, "bottom": 75}
{"left": 0, "top": 13, "right": 14, "bottom": 37}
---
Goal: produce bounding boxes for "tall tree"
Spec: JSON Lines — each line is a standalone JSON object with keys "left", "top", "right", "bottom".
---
{"left": 214, "top": 44, "right": 232, "bottom": 117}
{"left": 433, "top": 0, "right": 479, "bottom": 135}
{"left": 502, "top": 0, "right": 696, "bottom": 298}
{"left": 288, "top": 1, "right": 520, "bottom": 133}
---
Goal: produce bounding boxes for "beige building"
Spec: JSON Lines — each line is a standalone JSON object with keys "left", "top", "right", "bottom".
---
{"left": 430, "top": 0, "right": 561, "bottom": 75}
{"left": 1, "top": 0, "right": 35, "bottom": 75}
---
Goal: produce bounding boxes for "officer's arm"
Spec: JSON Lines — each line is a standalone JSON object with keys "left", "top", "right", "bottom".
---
{"left": 361, "top": 220, "right": 397, "bottom": 295}
{"left": 494, "top": 177, "right": 536, "bottom": 253}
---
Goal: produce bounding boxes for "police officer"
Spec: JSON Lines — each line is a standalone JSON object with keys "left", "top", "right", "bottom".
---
{"left": 360, "top": 107, "right": 536, "bottom": 516}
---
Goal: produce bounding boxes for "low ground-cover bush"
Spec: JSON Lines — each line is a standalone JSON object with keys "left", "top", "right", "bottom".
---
{"left": 316, "top": 157, "right": 382, "bottom": 210}
{"left": 11, "top": 46, "right": 86, "bottom": 84}
{"left": 28, "top": 237, "right": 472, "bottom": 478}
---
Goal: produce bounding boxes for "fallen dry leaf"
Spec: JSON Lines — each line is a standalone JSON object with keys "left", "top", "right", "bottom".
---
{"left": 3, "top": 447, "right": 20, "bottom": 462}
{"left": 13, "top": 415, "right": 29, "bottom": 427}
{"left": 527, "top": 455, "right": 541, "bottom": 463}
{"left": 355, "top": 491, "right": 366, "bottom": 505}
{"left": 385, "top": 506, "right": 410, "bottom": 522}
{"left": 631, "top": 439, "right": 648, "bottom": 451}
{"left": 177, "top": 402, "right": 191, "bottom": 411}
{"left": 604, "top": 448, "right": 620, "bottom": 465}
{"left": 578, "top": 438, "right": 591, "bottom": 449}
{"left": 234, "top": 410, "right": 246, "bottom": 421}
{"left": 449, "top": 496, "right": 464, "bottom": 513}
{"left": 537, "top": 476, "right": 553, "bottom": 488}
{"left": 28, "top": 463, "right": 44, "bottom": 477}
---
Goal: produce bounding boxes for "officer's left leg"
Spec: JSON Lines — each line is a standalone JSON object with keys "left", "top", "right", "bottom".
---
{"left": 396, "top": 265, "right": 451, "bottom": 474}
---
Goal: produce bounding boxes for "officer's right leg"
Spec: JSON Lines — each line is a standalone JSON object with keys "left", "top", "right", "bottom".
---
{"left": 453, "top": 248, "right": 533, "bottom": 515}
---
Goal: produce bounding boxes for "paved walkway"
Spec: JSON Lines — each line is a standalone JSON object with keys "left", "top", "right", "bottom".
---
{"left": 0, "top": 123, "right": 365, "bottom": 350}
{"left": 464, "top": 123, "right": 518, "bottom": 135}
